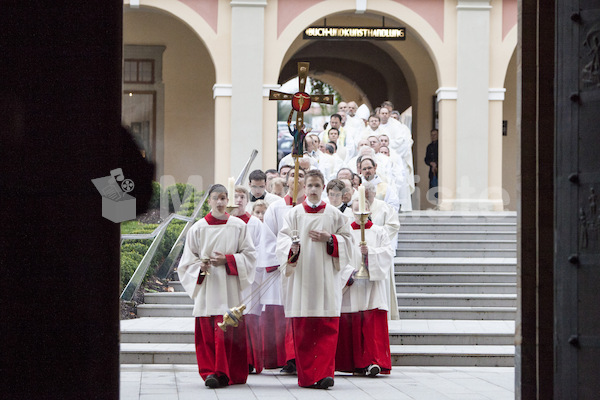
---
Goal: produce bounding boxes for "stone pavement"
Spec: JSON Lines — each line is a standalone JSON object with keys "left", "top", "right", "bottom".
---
{"left": 120, "top": 364, "right": 514, "bottom": 400}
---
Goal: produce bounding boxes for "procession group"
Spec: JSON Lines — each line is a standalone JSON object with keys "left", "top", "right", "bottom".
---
{"left": 177, "top": 101, "right": 411, "bottom": 390}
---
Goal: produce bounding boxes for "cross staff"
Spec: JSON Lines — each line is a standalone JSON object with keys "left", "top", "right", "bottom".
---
{"left": 269, "top": 62, "right": 333, "bottom": 205}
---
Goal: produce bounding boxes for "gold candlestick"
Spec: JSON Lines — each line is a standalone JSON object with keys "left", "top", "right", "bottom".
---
{"left": 354, "top": 212, "right": 370, "bottom": 280}
{"left": 200, "top": 257, "right": 211, "bottom": 276}
{"left": 226, "top": 204, "right": 238, "bottom": 214}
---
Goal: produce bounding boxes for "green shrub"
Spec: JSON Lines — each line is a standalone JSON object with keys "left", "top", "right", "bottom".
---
{"left": 148, "top": 181, "right": 161, "bottom": 210}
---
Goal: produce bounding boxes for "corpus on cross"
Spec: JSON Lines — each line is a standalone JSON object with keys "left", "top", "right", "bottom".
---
{"left": 269, "top": 62, "right": 334, "bottom": 205}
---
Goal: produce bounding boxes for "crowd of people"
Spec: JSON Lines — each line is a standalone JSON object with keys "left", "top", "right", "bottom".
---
{"left": 176, "top": 100, "right": 423, "bottom": 391}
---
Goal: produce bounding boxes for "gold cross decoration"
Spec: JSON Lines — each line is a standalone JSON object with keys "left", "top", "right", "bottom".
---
{"left": 269, "top": 62, "right": 334, "bottom": 205}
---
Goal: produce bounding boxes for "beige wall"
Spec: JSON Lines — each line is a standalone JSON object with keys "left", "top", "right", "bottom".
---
{"left": 124, "top": 8, "right": 216, "bottom": 186}
{"left": 503, "top": 50, "right": 517, "bottom": 211}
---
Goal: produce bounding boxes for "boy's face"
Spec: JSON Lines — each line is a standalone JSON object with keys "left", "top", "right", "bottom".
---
{"left": 234, "top": 191, "right": 248, "bottom": 211}
{"left": 249, "top": 179, "right": 266, "bottom": 197}
{"left": 327, "top": 188, "right": 343, "bottom": 207}
{"left": 287, "top": 170, "right": 305, "bottom": 190}
{"left": 305, "top": 176, "right": 324, "bottom": 203}
{"left": 252, "top": 205, "right": 267, "bottom": 222}
{"left": 209, "top": 191, "right": 228, "bottom": 216}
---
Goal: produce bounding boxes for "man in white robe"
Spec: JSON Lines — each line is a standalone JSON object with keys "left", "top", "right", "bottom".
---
{"left": 363, "top": 181, "right": 400, "bottom": 320}
{"left": 335, "top": 201, "right": 394, "bottom": 376}
{"left": 177, "top": 184, "right": 257, "bottom": 388}
{"left": 276, "top": 169, "right": 354, "bottom": 389}
{"left": 378, "top": 107, "right": 414, "bottom": 211}
{"left": 245, "top": 169, "right": 280, "bottom": 213}
{"left": 231, "top": 186, "right": 277, "bottom": 374}
{"left": 359, "top": 156, "right": 400, "bottom": 212}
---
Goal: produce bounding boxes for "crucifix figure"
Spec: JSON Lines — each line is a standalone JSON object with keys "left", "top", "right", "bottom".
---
{"left": 269, "top": 62, "right": 333, "bottom": 205}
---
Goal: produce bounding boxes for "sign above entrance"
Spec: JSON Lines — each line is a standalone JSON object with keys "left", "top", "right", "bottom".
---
{"left": 303, "top": 26, "right": 406, "bottom": 40}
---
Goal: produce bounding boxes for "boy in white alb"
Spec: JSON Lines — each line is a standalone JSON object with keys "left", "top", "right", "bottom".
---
{"left": 177, "top": 184, "right": 256, "bottom": 389}
{"left": 277, "top": 169, "right": 354, "bottom": 389}
{"left": 335, "top": 200, "right": 394, "bottom": 376}
{"left": 231, "top": 186, "right": 277, "bottom": 374}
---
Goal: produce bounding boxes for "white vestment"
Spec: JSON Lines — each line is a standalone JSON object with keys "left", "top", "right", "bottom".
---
{"left": 276, "top": 203, "right": 354, "bottom": 317}
{"left": 369, "top": 198, "right": 400, "bottom": 320}
{"left": 341, "top": 224, "right": 394, "bottom": 313}
{"left": 379, "top": 119, "right": 414, "bottom": 210}
{"left": 178, "top": 215, "right": 256, "bottom": 317}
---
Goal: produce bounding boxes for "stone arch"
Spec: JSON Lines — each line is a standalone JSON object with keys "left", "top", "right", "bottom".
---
{"left": 123, "top": 0, "right": 221, "bottom": 80}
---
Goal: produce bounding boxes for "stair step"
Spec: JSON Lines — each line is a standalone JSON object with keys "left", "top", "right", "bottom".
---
{"left": 395, "top": 282, "right": 516, "bottom": 294}
{"left": 396, "top": 239, "right": 516, "bottom": 250}
{"left": 137, "top": 304, "right": 193, "bottom": 317}
{"left": 397, "top": 293, "right": 516, "bottom": 307}
{"left": 398, "top": 231, "right": 516, "bottom": 240}
{"left": 144, "top": 292, "right": 193, "bottom": 304}
{"left": 395, "top": 272, "right": 516, "bottom": 283}
{"left": 119, "top": 343, "right": 514, "bottom": 367}
{"left": 397, "top": 249, "right": 517, "bottom": 258}
{"left": 398, "top": 306, "right": 516, "bottom": 320}
{"left": 390, "top": 345, "right": 515, "bottom": 367}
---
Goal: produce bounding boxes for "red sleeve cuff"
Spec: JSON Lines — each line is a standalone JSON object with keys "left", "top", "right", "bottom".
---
{"left": 326, "top": 235, "right": 339, "bottom": 258}
{"left": 266, "top": 266, "right": 279, "bottom": 273}
{"left": 225, "top": 254, "right": 238, "bottom": 275}
{"left": 197, "top": 273, "right": 205, "bottom": 285}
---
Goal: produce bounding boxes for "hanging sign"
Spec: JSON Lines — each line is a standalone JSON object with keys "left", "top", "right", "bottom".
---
{"left": 303, "top": 26, "right": 406, "bottom": 40}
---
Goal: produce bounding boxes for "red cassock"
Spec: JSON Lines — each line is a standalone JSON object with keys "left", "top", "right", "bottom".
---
{"left": 292, "top": 317, "right": 340, "bottom": 387}
{"left": 335, "top": 309, "right": 391, "bottom": 373}
{"left": 195, "top": 316, "right": 249, "bottom": 385}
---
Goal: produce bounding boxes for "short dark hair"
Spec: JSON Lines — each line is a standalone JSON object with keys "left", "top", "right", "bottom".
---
{"left": 304, "top": 169, "right": 325, "bottom": 185}
{"left": 369, "top": 114, "right": 380, "bottom": 121}
{"left": 279, "top": 164, "right": 292, "bottom": 173}
{"left": 381, "top": 100, "right": 394, "bottom": 109}
{"left": 360, "top": 157, "right": 376, "bottom": 168}
{"left": 330, "top": 113, "right": 342, "bottom": 122}
{"left": 208, "top": 184, "right": 227, "bottom": 197}
{"left": 337, "top": 167, "right": 354, "bottom": 178}
{"left": 352, "top": 173, "right": 362, "bottom": 185}
{"left": 265, "top": 169, "right": 278, "bottom": 175}
{"left": 326, "top": 179, "right": 345, "bottom": 192}
{"left": 327, "top": 141, "right": 337, "bottom": 151}
{"left": 328, "top": 128, "right": 339, "bottom": 136}
{"left": 249, "top": 169, "right": 266, "bottom": 183}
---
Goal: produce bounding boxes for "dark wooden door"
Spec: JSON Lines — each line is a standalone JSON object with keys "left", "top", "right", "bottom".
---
{"left": 555, "top": 1, "right": 600, "bottom": 398}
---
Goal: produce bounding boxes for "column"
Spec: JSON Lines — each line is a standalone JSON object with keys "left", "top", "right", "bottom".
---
{"left": 436, "top": 87, "right": 458, "bottom": 211}
{"left": 213, "top": 84, "right": 232, "bottom": 185}
{"left": 453, "top": 0, "right": 493, "bottom": 210}
{"left": 230, "top": 0, "right": 267, "bottom": 176}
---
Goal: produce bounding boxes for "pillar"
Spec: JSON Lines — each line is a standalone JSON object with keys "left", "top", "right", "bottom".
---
{"left": 213, "top": 84, "right": 232, "bottom": 184}
{"left": 230, "top": 0, "right": 267, "bottom": 176}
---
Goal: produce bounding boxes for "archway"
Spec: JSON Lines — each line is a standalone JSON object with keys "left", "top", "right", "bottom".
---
{"left": 123, "top": 5, "right": 217, "bottom": 185}
{"left": 273, "top": 9, "right": 440, "bottom": 209}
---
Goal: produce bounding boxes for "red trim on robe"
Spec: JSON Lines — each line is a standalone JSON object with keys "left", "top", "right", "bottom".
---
{"left": 237, "top": 212, "right": 251, "bottom": 224}
{"left": 225, "top": 254, "right": 238, "bottom": 275}
{"left": 195, "top": 316, "right": 249, "bottom": 385}
{"left": 302, "top": 200, "right": 326, "bottom": 213}
{"left": 284, "top": 194, "right": 306, "bottom": 206}
{"left": 197, "top": 273, "right": 206, "bottom": 285}
{"left": 205, "top": 212, "right": 230, "bottom": 225}
{"left": 292, "top": 317, "right": 339, "bottom": 387}
{"left": 266, "top": 266, "right": 279, "bottom": 273}
{"left": 335, "top": 309, "right": 391, "bottom": 374}
{"left": 327, "top": 234, "right": 339, "bottom": 257}
{"left": 285, "top": 317, "right": 296, "bottom": 362}
{"left": 351, "top": 220, "right": 373, "bottom": 230}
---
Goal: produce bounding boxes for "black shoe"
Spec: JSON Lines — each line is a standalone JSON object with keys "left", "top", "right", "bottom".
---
{"left": 366, "top": 364, "right": 381, "bottom": 377}
{"left": 316, "top": 376, "right": 334, "bottom": 389}
{"left": 217, "top": 375, "right": 229, "bottom": 387}
{"left": 280, "top": 359, "right": 296, "bottom": 374}
{"left": 249, "top": 364, "right": 255, "bottom": 374}
{"left": 205, "top": 374, "right": 219, "bottom": 389}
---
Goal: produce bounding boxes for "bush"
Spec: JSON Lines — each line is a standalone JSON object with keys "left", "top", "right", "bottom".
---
{"left": 148, "top": 181, "right": 161, "bottom": 210}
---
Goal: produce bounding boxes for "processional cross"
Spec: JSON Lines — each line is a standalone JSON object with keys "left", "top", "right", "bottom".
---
{"left": 269, "top": 62, "right": 333, "bottom": 205}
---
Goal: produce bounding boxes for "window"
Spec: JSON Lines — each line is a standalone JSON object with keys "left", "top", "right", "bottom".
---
{"left": 124, "top": 59, "right": 155, "bottom": 83}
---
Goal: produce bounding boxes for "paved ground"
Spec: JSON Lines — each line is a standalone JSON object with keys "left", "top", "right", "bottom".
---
{"left": 120, "top": 364, "right": 514, "bottom": 400}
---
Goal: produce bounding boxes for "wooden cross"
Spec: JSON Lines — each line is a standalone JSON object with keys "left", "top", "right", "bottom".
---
{"left": 269, "top": 62, "right": 334, "bottom": 205}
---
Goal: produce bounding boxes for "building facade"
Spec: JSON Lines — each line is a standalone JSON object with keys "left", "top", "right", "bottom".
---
{"left": 123, "top": 0, "right": 518, "bottom": 211}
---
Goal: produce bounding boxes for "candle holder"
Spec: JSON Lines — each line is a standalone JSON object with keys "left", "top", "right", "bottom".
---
{"left": 200, "top": 257, "right": 211, "bottom": 276}
{"left": 354, "top": 212, "right": 371, "bottom": 280}
{"left": 217, "top": 304, "right": 246, "bottom": 332}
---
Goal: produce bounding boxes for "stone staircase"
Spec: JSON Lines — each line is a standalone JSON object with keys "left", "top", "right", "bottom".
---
{"left": 121, "top": 211, "right": 517, "bottom": 367}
